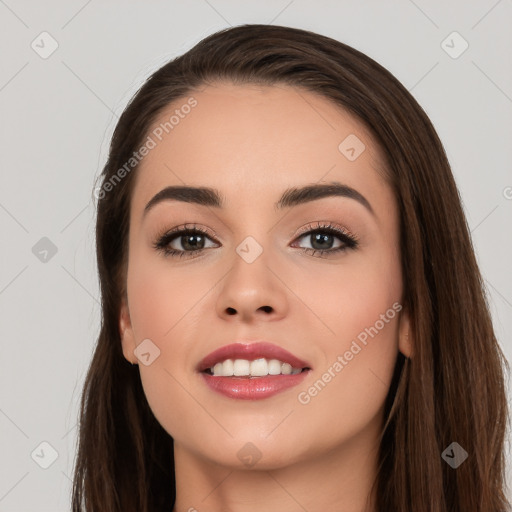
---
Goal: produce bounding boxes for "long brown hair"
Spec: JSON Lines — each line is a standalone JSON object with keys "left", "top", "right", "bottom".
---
{"left": 72, "top": 24, "right": 511, "bottom": 511}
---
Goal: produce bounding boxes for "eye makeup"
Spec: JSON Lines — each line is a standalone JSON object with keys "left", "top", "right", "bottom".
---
{"left": 152, "top": 220, "right": 359, "bottom": 260}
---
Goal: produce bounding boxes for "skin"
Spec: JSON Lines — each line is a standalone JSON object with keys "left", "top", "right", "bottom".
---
{"left": 119, "top": 82, "right": 412, "bottom": 512}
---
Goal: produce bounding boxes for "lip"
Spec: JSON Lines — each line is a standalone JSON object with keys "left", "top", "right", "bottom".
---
{"left": 197, "top": 341, "right": 311, "bottom": 372}
{"left": 200, "top": 372, "right": 310, "bottom": 400}
{"left": 197, "top": 342, "right": 312, "bottom": 400}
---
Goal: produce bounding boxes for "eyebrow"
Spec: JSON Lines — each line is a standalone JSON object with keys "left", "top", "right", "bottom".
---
{"left": 143, "top": 181, "right": 375, "bottom": 217}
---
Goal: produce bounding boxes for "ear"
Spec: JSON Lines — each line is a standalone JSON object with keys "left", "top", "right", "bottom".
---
{"left": 397, "top": 306, "right": 413, "bottom": 359}
{"left": 119, "top": 297, "right": 138, "bottom": 365}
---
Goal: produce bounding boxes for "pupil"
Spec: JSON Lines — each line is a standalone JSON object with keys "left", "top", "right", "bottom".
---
{"left": 183, "top": 234, "right": 204, "bottom": 251}
{"left": 311, "top": 233, "right": 332, "bottom": 250}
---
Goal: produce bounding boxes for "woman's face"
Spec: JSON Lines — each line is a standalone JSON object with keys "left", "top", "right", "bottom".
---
{"left": 120, "top": 82, "right": 411, "bottom": 470}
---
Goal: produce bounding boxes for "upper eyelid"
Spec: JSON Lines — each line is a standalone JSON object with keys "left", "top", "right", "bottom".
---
{"left": 158, "top": 223, "right": 217, "bottom": 239}
{"left": 294, "top": 221, "right": 357, "bottom": 241}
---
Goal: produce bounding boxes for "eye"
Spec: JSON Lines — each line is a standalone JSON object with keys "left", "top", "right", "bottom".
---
{"left": 152, "top": 224, "right": 218, "bottom": 259}
{"left": 153, "top": 221, "right": 359, "bottom": 260}
{"left": 291, "top": 221, "right": 358, "bottom": 258}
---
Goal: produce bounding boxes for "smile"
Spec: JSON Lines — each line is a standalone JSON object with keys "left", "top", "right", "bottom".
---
{"left": 197, "top": 342, "right": 312, "bottom": 400}
{"left": 206, "top": 358, "right": 303, "bottom": 377}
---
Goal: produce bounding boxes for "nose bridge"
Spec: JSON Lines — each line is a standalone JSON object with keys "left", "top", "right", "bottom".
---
{"left": 230, "top": 231, "right": 275, "bottom": 291}
{"left": 231, "top": 216, "right": 287, "bottom": 278}
{"left": 226, "top": 204, "right": 277, "bottom": 265}
{"left": 235, "top": 233, "right": 267, "bottom": 265}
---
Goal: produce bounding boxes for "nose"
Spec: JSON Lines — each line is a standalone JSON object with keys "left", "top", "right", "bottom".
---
{"left": 215, "top": 246, "right": 289, "bottom": 324}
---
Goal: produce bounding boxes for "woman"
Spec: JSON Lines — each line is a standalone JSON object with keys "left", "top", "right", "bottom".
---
{"left": 72, "top": 24, "right": 511, "bottom": 512}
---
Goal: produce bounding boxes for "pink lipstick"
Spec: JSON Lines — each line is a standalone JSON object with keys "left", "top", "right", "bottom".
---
{"left": 197, "top": 342, "right": 311, "bottom": 400}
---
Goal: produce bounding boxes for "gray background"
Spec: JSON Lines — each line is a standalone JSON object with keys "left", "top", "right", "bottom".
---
{"left": 0, "top": 0, "right": 511, "bottom": 510}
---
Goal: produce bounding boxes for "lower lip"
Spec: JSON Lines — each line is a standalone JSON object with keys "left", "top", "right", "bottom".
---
{"left": 200, "top": 371, "right": 310, "bottom": 400}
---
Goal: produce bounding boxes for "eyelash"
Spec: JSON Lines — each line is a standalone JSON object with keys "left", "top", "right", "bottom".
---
{"left": 152, "top": 221, "right": 359, "bottom": 260}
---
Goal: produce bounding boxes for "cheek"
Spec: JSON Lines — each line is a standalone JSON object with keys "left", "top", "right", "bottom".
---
{"left": 125, "top": 251, "right": 216, "bottom": 439}
{"left": 292, "top": 246, "right": 402, "bottom": 347}
{"left": 126, "top": 248, "right": 208, "bottom": 341}
{"left": 295, "top": 251, "right": 400, "bottom": 374}
{"left": 293, "top": 251, "right": 402, "bottom": 438}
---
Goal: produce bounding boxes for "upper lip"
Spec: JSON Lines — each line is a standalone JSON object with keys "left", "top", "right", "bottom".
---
{"left": 197, "top": 342, "right": 312, "bottom": 372}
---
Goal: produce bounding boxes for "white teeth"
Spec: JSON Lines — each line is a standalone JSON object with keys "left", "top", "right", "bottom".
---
{"left": 209, "top": 357, "right": 303, "bottom": 377}
{"left": 213, "top": 362, "right": 223, "bottom": 376}
{"left": 281, "top": 363, "right": 292, "bottom": 375}
{"left": 233, "top": 359, "right": 250, "bottom": 376}
{"left": 222, "top": 359, "right": 234, "bottom": 376}
{"left": 250, "top": 358, "right": 268, "bottom": 376}
{"left": 268, "top": 359, "right": 282, "bottom": 375}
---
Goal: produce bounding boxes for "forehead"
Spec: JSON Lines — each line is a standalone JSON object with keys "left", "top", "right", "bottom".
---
{"left": 131, "top": 82, "right": 390, "bottom": 216}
